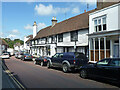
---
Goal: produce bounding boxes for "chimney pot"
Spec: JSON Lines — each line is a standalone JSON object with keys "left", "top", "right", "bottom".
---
{"left": 51, "top": 17, "right": 57, "bottom": 27}
{"left": 84, "top": 10, "right": 86, "bottom": 12}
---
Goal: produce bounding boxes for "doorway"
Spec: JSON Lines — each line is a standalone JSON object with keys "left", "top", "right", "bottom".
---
{"left": 113, "top": 43, "right": 119, "bottom": 58}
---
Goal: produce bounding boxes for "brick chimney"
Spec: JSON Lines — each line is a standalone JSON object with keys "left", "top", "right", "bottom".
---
{"left": 51, "top": 16, "right": 57, "bottom": 27}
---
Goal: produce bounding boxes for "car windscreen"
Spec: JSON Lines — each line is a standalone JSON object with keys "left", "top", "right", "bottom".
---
{"left": 3, "top": 53, "right": 9, "bottom": 55}
{"left": 24, "top": 54, "right": 30, "bottom": 56}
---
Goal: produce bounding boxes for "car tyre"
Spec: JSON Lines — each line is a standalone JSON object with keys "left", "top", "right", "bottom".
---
{"left": 47, "top": 61, "right": 51, "bottom": 68}
{"left": 34, "top": 61, "right": 37, "bottom": 64}
{"left": 62, "top": 64, "right": 69, "bottom": 73}
{"left": 40, "top": 61, "right": 44, "bottom": 66}
{"left": 80, "top": 69, "right": 87, "bottom": 79}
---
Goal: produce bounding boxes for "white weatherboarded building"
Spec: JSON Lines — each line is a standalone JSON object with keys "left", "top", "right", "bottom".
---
{"left": 88, "top": 3, "right": 120, "bottom": 63}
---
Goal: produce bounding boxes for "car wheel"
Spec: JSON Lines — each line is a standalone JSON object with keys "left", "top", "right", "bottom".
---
{"left": 80, "top": 69, "right": 87, "bottom": 79}
{"left": 40, "top": 62, "right": 44, "bottom": 66}
{"left": 34, "top": 61, "right": 37, "bottom": 64}
{"left": 62, "top": 64, "right": 69, "bottom": 73}
{"left": 47, "top": 61, "right": 51, "bottom": 68}
{"left": 23, "top": 58, "right": 25, "bottom": 61}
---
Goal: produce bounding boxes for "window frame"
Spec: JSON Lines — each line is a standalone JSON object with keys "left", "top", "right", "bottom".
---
{"left": 93, "top": 15, "right": 107, "bottom": 32}
{"left": 70, "top": 31, "right": 78, "bottom": 42}
{"left": 58, "top": 33, "right": 63, "bottom": 42}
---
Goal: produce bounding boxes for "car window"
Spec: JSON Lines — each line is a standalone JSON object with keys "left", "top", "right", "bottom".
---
{"left": 53, "top": 54, "right": 59, "bottom": 58}
{"left": 75, "top": 53, "right": 86, "bottom": 59}
{"left": 3, "top": 53, "right": 8, "bottom": 55}
{"left": 39, "top": 56, "right": 42, "bottom": 58}
{"left": 97, "top": 59, "right": 110, "bottom": 65}
{"left": 59, "top": 54, "right": 63, "bottom": 58}
{"left": 109, "top": 59, "right": 120, "bottom": 66}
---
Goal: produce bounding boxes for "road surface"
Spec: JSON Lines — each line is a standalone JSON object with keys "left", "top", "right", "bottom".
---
{"left": 4, "top": 56, "right": 119, "bottom": 88}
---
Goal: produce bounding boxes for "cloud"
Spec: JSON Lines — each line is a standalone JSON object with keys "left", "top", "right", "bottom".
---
{"left": 24, "top": 23, "right": 46, "bottom": 31}
{"left": 5, "top": 29, "right": 21, "bottom": 40}
{"left": 11, "top": 29, "right": 20, "bottom": 35}
{"left": 24, "top": 24, "right": 33, "bottom": 30}
{"left": 34, "top": 4, "right": 69, "bottom": 16}
{"left": 72, "top": 7, "right": 80, "bottom": 14}
{"left": 0, "top": 32, "right": 4, "bottom": 37}
{"left": 37, "top": 23, "right": 46, "bottom": 30}
{"left": 7, "top": 34, "right": 16, "bottom": 38}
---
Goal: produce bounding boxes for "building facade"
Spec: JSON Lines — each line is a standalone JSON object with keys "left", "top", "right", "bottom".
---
{"left": 24, "top": 35, "right": 33, "bottom": 53}
{"left": 89, "top": 3, "right": 120, "bottom": 63}
{"left": 26, "top": 10, "right": 95, "bottom": 57}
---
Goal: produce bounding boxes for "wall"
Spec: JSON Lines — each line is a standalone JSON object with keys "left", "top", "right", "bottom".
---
{"left": 89, "top": 3, "right": 119, "bottom": 34}
{"left": 24, "top": 36, "right": 29, "bottom": 50}
{"left": 57, "top": 29, "right": 88, "bottom": 47}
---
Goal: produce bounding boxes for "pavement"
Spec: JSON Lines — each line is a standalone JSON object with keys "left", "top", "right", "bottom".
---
{"left": 0, "top": 58, "right": 24, "bottom": 89}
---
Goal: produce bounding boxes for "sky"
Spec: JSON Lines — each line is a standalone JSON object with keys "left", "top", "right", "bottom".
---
{"left": 1, "top": 0, "right": 96, "bottom": 40}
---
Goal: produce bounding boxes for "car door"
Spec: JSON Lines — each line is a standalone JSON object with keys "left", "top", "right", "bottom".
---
{"left": 58, "top": 53, "right": 64, "bottom": 67}
{"left": 51, "top": 53, "right": 59, "bottom": 67}
{"left": 106, "top": 59, "right": 120, "bottom": 81}
{"left": 92, "top": 59, "right": 110, "bottom": 78}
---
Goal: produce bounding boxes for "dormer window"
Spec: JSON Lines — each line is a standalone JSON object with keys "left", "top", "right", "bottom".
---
{"left": 94, "top": 16, "right": 107, "bottom": 32}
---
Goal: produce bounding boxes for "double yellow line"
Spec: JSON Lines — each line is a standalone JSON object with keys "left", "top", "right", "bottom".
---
{"left": 2, "top": 60, "right": 26, "bottom": 90}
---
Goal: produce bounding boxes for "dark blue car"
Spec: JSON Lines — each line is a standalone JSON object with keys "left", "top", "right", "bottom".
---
{"left": 47, "top": 52, "right": 88, "bottom": 73}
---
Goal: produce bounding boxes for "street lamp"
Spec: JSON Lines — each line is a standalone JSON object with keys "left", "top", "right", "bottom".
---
{"left": 74, "top": 32, "right": 77, "bottom": 52}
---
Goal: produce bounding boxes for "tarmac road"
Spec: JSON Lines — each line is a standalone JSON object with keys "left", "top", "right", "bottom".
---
{"left": 4, "top": 56, "right": 119, "bottom": 89}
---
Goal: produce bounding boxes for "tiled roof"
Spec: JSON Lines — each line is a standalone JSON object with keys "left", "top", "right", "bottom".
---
{"left": 26, "top": 35, "right": 33, "bottom": 42}
{"left": 32, "top": 9, "right": 97, "bottom": 40}
{"left": 0, "top": 39, "right": 8, "bottom": 46}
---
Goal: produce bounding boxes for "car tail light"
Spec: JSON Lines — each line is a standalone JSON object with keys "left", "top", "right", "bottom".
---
{"left": 44, "top": 59, "right": 47, "bottom": 62}
{"left": 24, "top": 56, "right": 26, "bottom": 57}
{"left": 73, "top": 60, "right": 76, "bottom": 64}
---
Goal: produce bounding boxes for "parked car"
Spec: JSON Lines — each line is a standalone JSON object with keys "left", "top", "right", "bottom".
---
{"left": 2, "top": 51, "right": 11, "bottom": 57}
{"left": 17, "top": 53, "right": 24, "bottom": 59}
{"left": 47, "top": 52, "right": 88, "bottom": 73}
{"left": 34, "top": 56, "right": 50, "bottom": 66}
{"left": 15, "top": 52, "right": 19, "bottom": 58}
{"left": 79, "top": 58, "right": 120, "bottom": 84}
{"left": 0, "top": 53, "right": 10, "bottom": 59}
{"left": 21, "top": 54, "right": 33, "bottom": 61}
{"left": 7, "top": 52, "right": 11, "bottom": 57}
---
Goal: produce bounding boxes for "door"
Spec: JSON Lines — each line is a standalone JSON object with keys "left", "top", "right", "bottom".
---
{"left": 51, "top": 53, "right": 60, "bottom": 67}
{"left": 106, "top": 59, "right": 120, "bottom": 81}
{"left": 113, "top": 44, "right": 119, "bottom": 58}
{"left": 92, "top": 59, "right": 110, "bottom": 78}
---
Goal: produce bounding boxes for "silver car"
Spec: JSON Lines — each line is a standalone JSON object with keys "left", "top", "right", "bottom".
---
{"left": 21, "top": 54, "right": 33, "bottom": 61}
{"left": 18, "top": 53, "right": 24, "bottom": 59}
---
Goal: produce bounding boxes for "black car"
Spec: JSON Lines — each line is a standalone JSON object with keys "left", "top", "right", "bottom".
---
{"left": 47, "top": 52, "right": 88, "bottom": 73}
{"left": 34, "top": 56, "right": 50, "bottom": 66}
{"left": 79, "top": 58, "right": 120, "bottom": 84}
